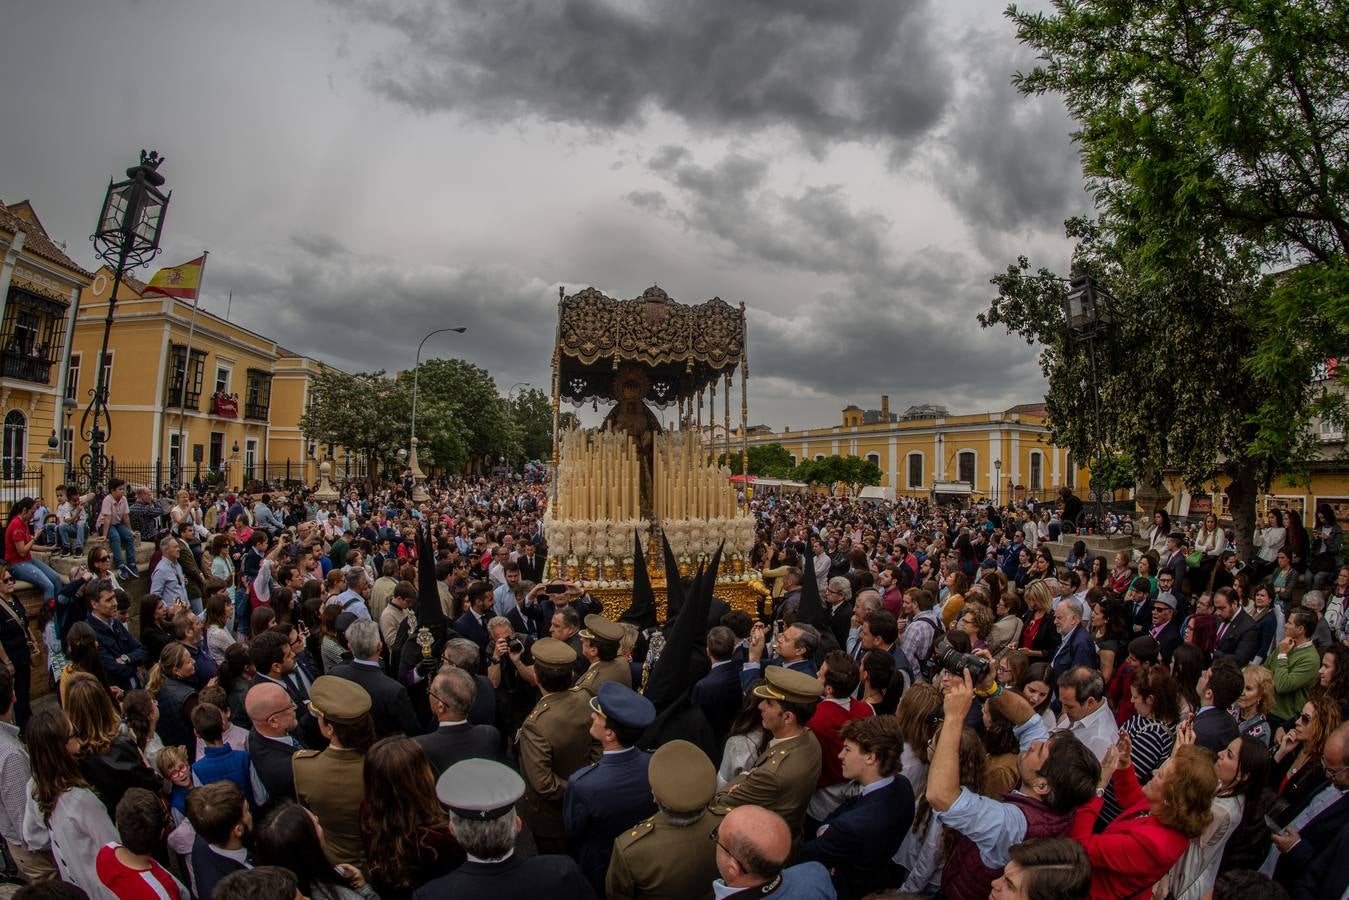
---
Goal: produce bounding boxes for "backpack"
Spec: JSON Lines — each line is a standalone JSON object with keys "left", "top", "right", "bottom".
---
{"left": 908, "top": 614, "right": 946, "bottom": 680}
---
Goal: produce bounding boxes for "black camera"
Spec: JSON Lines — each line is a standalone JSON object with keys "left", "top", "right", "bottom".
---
{"left": 933, "top": 641, "right": 990, "bottom": 682}
{"left": 508, "top": 638, "right": 525, "bottom": 655}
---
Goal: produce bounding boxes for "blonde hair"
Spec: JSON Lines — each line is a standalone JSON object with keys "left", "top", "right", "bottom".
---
{"left": 1025, "top": 580, "right": 1055, "bottom": 614}
{"left": 64, "top": 672, "right": 121, "bottom": 756}
{"left": 1241, "top": 665, "right": 1276, "bottom": 716}
{"left": 156, "top": 744, "right": 189, "bottom": 778}
{"left": 1158, "top": 745, "right": 1218, "bottom": 839}
{"left": 618, "top": 622, "right": 638, "bottom": 657}
{"left": 147, "top": 642, "right": 192, "bottom": 695}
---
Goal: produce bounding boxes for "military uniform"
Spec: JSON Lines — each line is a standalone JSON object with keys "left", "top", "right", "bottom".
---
{"left": 292, "top": 676, "right": 372, "bottom": 870}
{"left": 606, "top": 739, "right": 726, "bottom": 900}
{"left": 711, "top": 668, "right": 823, "bottom": 842}
{"left": 574, "top": 615, "right": 633, "bottom": 696}
{"left": 518, "top": 638, "right": 599, "bottom": 854}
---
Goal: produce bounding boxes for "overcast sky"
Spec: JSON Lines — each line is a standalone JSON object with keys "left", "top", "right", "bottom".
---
{"left": 2, "top": 0, "right": 1088, "bottom": 431}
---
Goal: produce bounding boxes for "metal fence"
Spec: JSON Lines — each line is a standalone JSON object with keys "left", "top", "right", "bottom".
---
{"left": 0, "top": 467, "right": 44, "bottom": 517}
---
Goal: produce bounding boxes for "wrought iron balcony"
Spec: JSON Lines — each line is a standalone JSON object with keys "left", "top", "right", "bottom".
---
{"left": 244, "top": 401, "right": 269, "bottom": 421}
{"left": 0, "top": 350, "right": 53, "bottom": 384}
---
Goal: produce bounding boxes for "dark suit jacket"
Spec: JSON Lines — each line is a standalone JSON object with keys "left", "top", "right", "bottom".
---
{"left": 1049, "top": 624, "right": 1097, "bottom": 682}
{"left": 1160, "top": 549, "right": 1188, "bottom": 586}
{"left": 1213, "top": 610, "right": 1262, "bottom": 666}
{"left": 518, "top": 553, "right": 546, "bottom": 583}
{"left": 799, "top": 776, "right": 916, "bottom": 900}
{"left": 454, "top": 609, "right": 492, "bottom": 654}
{"left": 691, "top": 660, "right": 744, "bottom": 746}
{"left": 328, "top": 659, "right": 421, "bottom": 737}
{"left": 248, "top": 729, "right": 300, "bottom": 804}
{"left": 824, "top": 600, "right": 854, "bottom": 651}
{"left": 414, "top": 721, "right": 503, "bottom": 778}
{"left": 1277, "top": 789, "right": 1349, "bottom": 883}
{"left": 507, "top": 604, "right": 545, "bottom": 640}
{"left": 1153, "top": 618, "right": 1183, "bottom": 663}
{"left": 412, "top": 853, "right": 595, "bottom": 900}
{"left": 1192, "top": 706, "right": 1239, "bottom": 754}
{"left": 88, "top": 614, "right": 146, "bottom": 690}
{"left": 739, "top": 657, "right": 817, "bottom": 693}
{"left": 1292, "top": 804, "right": 1349, "bottom": 900}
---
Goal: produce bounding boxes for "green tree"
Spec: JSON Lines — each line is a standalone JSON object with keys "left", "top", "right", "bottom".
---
{"left": 717, "top": 443, "right": 796, "bottom": 478}
{"left": 511, "top": 388, "right": 553, "bottom": 463}
{"left": 983, "top": 0, "right": 1349, "bottom": 555}
{"left": 793, "top": 455, "right": 882, "bottom": 487}
{"left": 298, "top": 369, "right": 405, "bottom": 476}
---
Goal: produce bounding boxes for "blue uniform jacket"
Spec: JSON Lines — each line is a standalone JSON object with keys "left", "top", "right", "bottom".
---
{"left": 563, "top": 745, "right": 654, "bottom": 894}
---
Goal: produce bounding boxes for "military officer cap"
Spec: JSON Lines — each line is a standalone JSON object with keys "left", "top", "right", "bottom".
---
{"left": 589, "top": 681, "right": 656, "bottom": 730}
{"left": 579, "top": 614, "right": 624, "bottom": 644}
{"left": 649, "top": 739, "right": 716, "bottom": 813}
{"left": 751, "top": 666, "right": 822, "bottom": 705}
{"left": 531, "top": 636, "right": 578, "bottom": 667}
{"left": 307, "top": 675, "right": 371, "bottom": 724}
{"left": 437, "top": 758, "right": 525, "bottom": 821}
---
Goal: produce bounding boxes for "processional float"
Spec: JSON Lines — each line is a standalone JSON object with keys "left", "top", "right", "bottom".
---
{"left": 543, "top": 285, "right": 765, "bottom": 618}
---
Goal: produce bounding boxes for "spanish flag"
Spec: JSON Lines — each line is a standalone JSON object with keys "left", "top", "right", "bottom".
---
{"left": 143, "top": 254, "right": 206, "bottom": 299}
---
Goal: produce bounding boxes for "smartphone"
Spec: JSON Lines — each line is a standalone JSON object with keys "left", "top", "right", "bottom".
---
{"left": 1264, "top": 815, "right": 1287, "bottom": 835}
{"left": 545, "top": 583, "right": 568, "bottom": 595}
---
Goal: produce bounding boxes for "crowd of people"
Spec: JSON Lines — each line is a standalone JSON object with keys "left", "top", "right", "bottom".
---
{"left": 0, "top": 473, "right": 1343, "bottom": 900}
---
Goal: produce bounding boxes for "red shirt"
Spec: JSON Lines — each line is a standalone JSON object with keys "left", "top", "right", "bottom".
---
{"left": 96, "top": 843, "right": 185, "bottom": 899}
{"left": 4, "top": 516, "right": 31, "bottom": 565}
{"left": 807, "top": 697, "right": 874, "bottom": 787}
{"left": 1069, "top": 766, "right": 1191, "bottom": 900}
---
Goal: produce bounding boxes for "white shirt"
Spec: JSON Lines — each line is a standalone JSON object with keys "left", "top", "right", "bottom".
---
{"left": 1053, "top": 701, "right": 1117, "bottom": 762}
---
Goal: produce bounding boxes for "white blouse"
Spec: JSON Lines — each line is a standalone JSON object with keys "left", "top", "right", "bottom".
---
{"left": 22, "top": 783, "right": 119, "bottom": 900}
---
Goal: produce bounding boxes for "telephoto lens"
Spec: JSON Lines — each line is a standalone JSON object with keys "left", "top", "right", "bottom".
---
{"left": 933, "top": 640, "right": 990, "bottom": 683}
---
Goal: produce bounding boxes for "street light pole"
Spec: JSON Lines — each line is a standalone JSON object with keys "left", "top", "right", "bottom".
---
{"left": 408, "top": 326, "right": 466, "bottom": 501}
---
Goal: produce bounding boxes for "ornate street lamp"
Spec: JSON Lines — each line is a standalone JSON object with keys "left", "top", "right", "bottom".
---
{"left": 83, "top": 151, "right": 170, "bottom": 496}
{"left": 1063, "top": 263, "right": 1114, "bottom": 525}
{"left": 993, "top": 458, "right": 1002, "bottom": 506}
{"left": 409, "top": 326, "right": 467, "bottom": 501}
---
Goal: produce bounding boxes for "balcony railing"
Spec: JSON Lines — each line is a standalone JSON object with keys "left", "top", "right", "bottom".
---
{"left": 0, "top": 351, "right": 54, "bottom": 384}
{"left": 165, "top": 384, "right": 201, "bottom": 410}
{"left": 244, "top": 401, "right": 269, "bottom": 421}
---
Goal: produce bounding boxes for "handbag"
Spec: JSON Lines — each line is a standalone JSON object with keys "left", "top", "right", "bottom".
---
{"left": 1185, "top": 550, "right": 1203, "bottom": 568}
{"left": 0, "top": 596, "right": 43, "bottom": 665}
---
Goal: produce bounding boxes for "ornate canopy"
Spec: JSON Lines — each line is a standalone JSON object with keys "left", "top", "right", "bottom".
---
{"left": 556, "top": 285, "right": 745, "bottom": 408}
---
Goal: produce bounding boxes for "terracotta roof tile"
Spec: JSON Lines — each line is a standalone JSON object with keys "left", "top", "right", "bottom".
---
{"left": 0, "top": 200, "right": 93, "bottom": 279}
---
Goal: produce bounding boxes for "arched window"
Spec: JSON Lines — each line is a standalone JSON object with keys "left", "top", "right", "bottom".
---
{"left": 2, "top": 411, "right": 26, "bottom": 481}
{"left": 815, "top": 454, "right": 825, "bottom": 461}
{"left": 958, "top": 451, "right": 976, "bottom": 485}
{"left": 1029, "top": 451, "right": 1043, "bottom": 492}
{"left": 907, "top": 452, "right": 924, "bottom": 489}
{"left": 866, "top": 452, "right": 880, "bottom": 466}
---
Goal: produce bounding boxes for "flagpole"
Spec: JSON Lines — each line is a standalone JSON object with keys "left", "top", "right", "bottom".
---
{"left": 175, "top": 250, "right": 208, "bottom": 486}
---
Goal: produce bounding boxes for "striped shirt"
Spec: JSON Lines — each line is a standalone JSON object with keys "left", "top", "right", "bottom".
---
{"left": 1098, "top": 715, "right": 1175, "bottom": 825}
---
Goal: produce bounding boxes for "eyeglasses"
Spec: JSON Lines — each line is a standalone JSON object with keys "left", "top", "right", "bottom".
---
{"left": 709, "top": 823, "right": 747, "bottom": 871}
{"left": 266, "top": 703, "right": 297, "bottom": 719}
{"left": 0, "top": 578, "right": 13, "bottom": 585}
{"left": 1322, "top": 758, "right": 1349, "bottom": 779}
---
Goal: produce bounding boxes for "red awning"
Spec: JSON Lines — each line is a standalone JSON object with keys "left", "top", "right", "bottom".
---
{"left": 728, "top": 474, "right": 757, "bottom": 483}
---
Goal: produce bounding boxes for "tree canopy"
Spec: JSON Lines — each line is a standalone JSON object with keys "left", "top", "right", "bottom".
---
{"left": 717, "top": 442, "right": 797, "bottom": 478}
{"left": 793, "top": 454, "right": 883, "bottom": 488}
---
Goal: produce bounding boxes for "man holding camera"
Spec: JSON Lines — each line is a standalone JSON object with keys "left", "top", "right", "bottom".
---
{"left": 740, "top": 620, "right": 820, "bottom": 692}
{"left": 926, "top": 651, "right": 1101, "bottom": 900}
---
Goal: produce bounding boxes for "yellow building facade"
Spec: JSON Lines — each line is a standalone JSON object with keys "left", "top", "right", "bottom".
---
{"left": 0, "top": 200, "right": 92, "bottom": 502}
{"left": 745, "top": 396, "right": 1091, "bottom": 503}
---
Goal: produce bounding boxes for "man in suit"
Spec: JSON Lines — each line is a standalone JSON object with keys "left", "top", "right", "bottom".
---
{"left": 327, "top": 620, "right": 421, "bottom": 737}
{"left": 606, "top": 739, "right": 726, "bottom": 900}
{"left": 799, "top": 715, "right": 915, "bottom": 899}
{"left": 1148, "top": 593, "right": 1183, "bottom": 664}
{"left": 1292, "top": 798, "right": 1349, "bottom": 900}
{"left": 517, "top": 542, "right": 546, "bottom": 583}
{"left": 691, "top": 626, "right": 744, "bottom": 748}
{"left": 415, "top": 667, "right": 502, "bottom": 778}
{"left": 506, "top": 584, "right": 546, "bottom": 639}
{"left": 1049, "top": 598, "right": 1098, "bottom": 685}
{"left": 822, "top": 577, "right": 855, "bottom": 651}
{"left": 454, "top": 580, "right": 495, "bottom": 656}
{"left": 740, "top": 621, "right": 820, "bottom": 692}
{"left": 712, "top": 806, "right": 835, "bottom": 900}
{"left": 713, "top": 666, "right": 824, "bottom": 843}
{"left": 1212, "top": 586, "right": 1261, "bottom": 665}
{"left": 1272, "top": 722, "right": 1349, "bottom": 884}
{"left": 1193, "top": 660, "right": 1242, "bottom": 754}
{"left": 564, "top": 682, "right": 656, "bottom": 894}
{"left": 1124, "top": 576, "right": 1154, "bottom": 636}
{"left": 413, "top": 759, "right": 594, "bottom": 900}
{"left": 86, "top": 579, "right": 147, "bottom": 691}
{"left": 244, "top": 681, "right": 302, "bottom": 805}
{"left": 1159, "top": 531, "right": 1188, "bottom": 588}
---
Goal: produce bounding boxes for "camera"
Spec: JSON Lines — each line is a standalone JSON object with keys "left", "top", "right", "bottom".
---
{"left": 508, "top": 638, "right": 525, "bottom": 655}
{"left": 933, "top": 641, "right": 990, "bottom": 682}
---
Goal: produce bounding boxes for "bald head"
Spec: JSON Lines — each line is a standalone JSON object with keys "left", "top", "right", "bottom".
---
{"left": 244, "top": 682, "right": 294, "bottom": 738}
{"left": 717, "top": 806, "right": 791, "bottom": 886}
{"left": 1326, "top": 723, "right": 1349, "bottom": 789}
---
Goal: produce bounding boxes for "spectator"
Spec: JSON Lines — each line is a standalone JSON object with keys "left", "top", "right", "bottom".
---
{"left": 1053, "top": 666, "right": 1116, "bottom": 762}
{"left": 327, "top": 619, "right": 419, "bottom": 738}
{"left": 65, "top": 672, "right": 160, "bottom": 818}
{"left": 805, "top": 651, "right": 873, "bottom": 821}
{"left": 1267, "top": 721, "right": 1349, "bottom": 884}
{"left": 21, "top": 706, "right": 118, "bottom": 898}
{"left": 1271, "top": 693, "right": 1341, "bottom": 825}
{"left": 1193, "top": 660, "right": 1243, "bottom": 753}
{"left": 190, "top": 703, "right": 259, "bottom": 808}
{"left": 95, "top": 479, "right": 138, "bottom": 579}
{"left": 1237, "top": 663, "right": 1277, "bottom": 747}
{"left": 711, "top": 805, "right": 833, "bottom": 899}
{"left": 991, "top": 837, "right": 1091, "bottom": 900}
{"left": 0, "top": 664, "right": 56, "bottom": 881}
{"left": 293, "top": 676, "right": 375, "bottom": 870}
{"left": 148, "top": 643, "right": 201, "bottom": 758}
{"left": 252, "top": 802, "right": 371, "bottom": 900}
{"left": 1270, "top": 608, "right": 1320, "bottom": 724}
{"left": 718, "top": 687, "right": 767, "bottom": 790}
{"left": 359, "top": 736, "right": 464, "bottom": 900}
{"left": 5, "top": 498, "right": 64, "bottom": 602}
{"left": 185, "top": 780, "right": 253, "bottom": 900}
{"left": 95, "top": 787, "right": 190, "bottom": 899}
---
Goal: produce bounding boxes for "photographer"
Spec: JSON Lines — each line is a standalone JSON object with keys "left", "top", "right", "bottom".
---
{"left": 926, "top": 648, "right": 1101, "bottom": 899}
{"left": 739, "top": 620, "right": 820, "bottom": 692}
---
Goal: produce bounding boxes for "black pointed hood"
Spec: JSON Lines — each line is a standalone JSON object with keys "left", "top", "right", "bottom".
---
{"left": 618, "top": 529, "right": 658, "bottom": 630}
{"left": 414, "top": 520, "right": 447, "bottom": 627}
{"left": 796, "top": 544, "right": 828, "bottom": 630}
{"left": 644, "top": 538, "right": 711, "bottom": 710}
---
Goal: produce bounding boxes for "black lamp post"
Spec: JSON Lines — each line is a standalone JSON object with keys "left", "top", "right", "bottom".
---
{"left": 1063, "top": 263, "right": 1113, "bottom": 526}
{"left": 83, "top": 151, "right": 170, "bottom": 494}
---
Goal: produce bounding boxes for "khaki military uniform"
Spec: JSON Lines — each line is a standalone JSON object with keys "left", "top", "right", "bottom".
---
{"left": 293, "top": 746, "right": 366, "bottom": 870}
{"left": 712, "top": 730, "right": 821, "bottom": 841}
{"left": 605, "top": 807, "right": 725, "bottom": 900}
{"left": 574, "top": 656, "right": 632, "bottom": 696}
{"left": 518, "top": 686, "right": 598, "bottom": 853}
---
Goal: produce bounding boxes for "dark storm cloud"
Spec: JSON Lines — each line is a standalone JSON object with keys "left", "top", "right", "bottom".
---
{"left": 327, "top": 0, "right": 953, "bottom": 153}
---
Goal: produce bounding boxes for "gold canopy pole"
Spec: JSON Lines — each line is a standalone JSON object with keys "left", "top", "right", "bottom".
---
{"left": 551, "top": 286, "right": 563, "bottom": 507}
{"left": 740, "top": 302, "right": 749, "bottom": 512}
{"left": 708, "top": 378, "right": 717, "bottom": 465}
{"left": 724, "top": 370, "right": 732, "bottom": 471}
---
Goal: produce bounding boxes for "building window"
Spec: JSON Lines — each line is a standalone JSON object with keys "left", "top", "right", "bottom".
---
{"left": 166, "top": 345, "right": 205, "bottom": 409}
{"left": 209, "top": 432, "right": 225, "bottom": 471}
{"left": 907, "top": 453, "right": 924, "bottom": 489}
{"left": 866, "top": 452, "right": 880, "bottom": 466}
{"left": 958, "top": 451, "right": 976, "bottom": 485}
{"left": 0, "top": 290, "right": 65, "bottom": 384}
{"left": 2, "top": 411, "right": 26, "bottom": 480}
{"left": 168, "top": 433, "right": 182, "bottom": 481}
{"left": 244, "top": 438, "right": 258, "bottom": 482}
{"left": 245, "top": 370, "right": 272, "bottom": 421}
{"left": 815, "top": 454, "right": 824, "bottom": 462}
{"left": 99, "top": 352, "right": 114, "bottom": 396}
{"left": 60, "top": 427, "right": 73, "bottom": 464}
{"left": 215, "top": 365, "right": 231, "bottom": 396}
{"left": 1030, "top": 452, "right": 1043, "bottom": 492}
{"left": 65, "top": 353, "right": 80, "bottom": 402}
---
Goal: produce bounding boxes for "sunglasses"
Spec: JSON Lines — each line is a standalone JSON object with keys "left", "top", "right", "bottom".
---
{"left": 1298, "top": 712, "right": 1313, "bottom": 724}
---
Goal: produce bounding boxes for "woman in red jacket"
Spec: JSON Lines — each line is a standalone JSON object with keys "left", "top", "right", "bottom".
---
{"left": 1069, "top": 729, "right": 1218, "bottom": 900}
